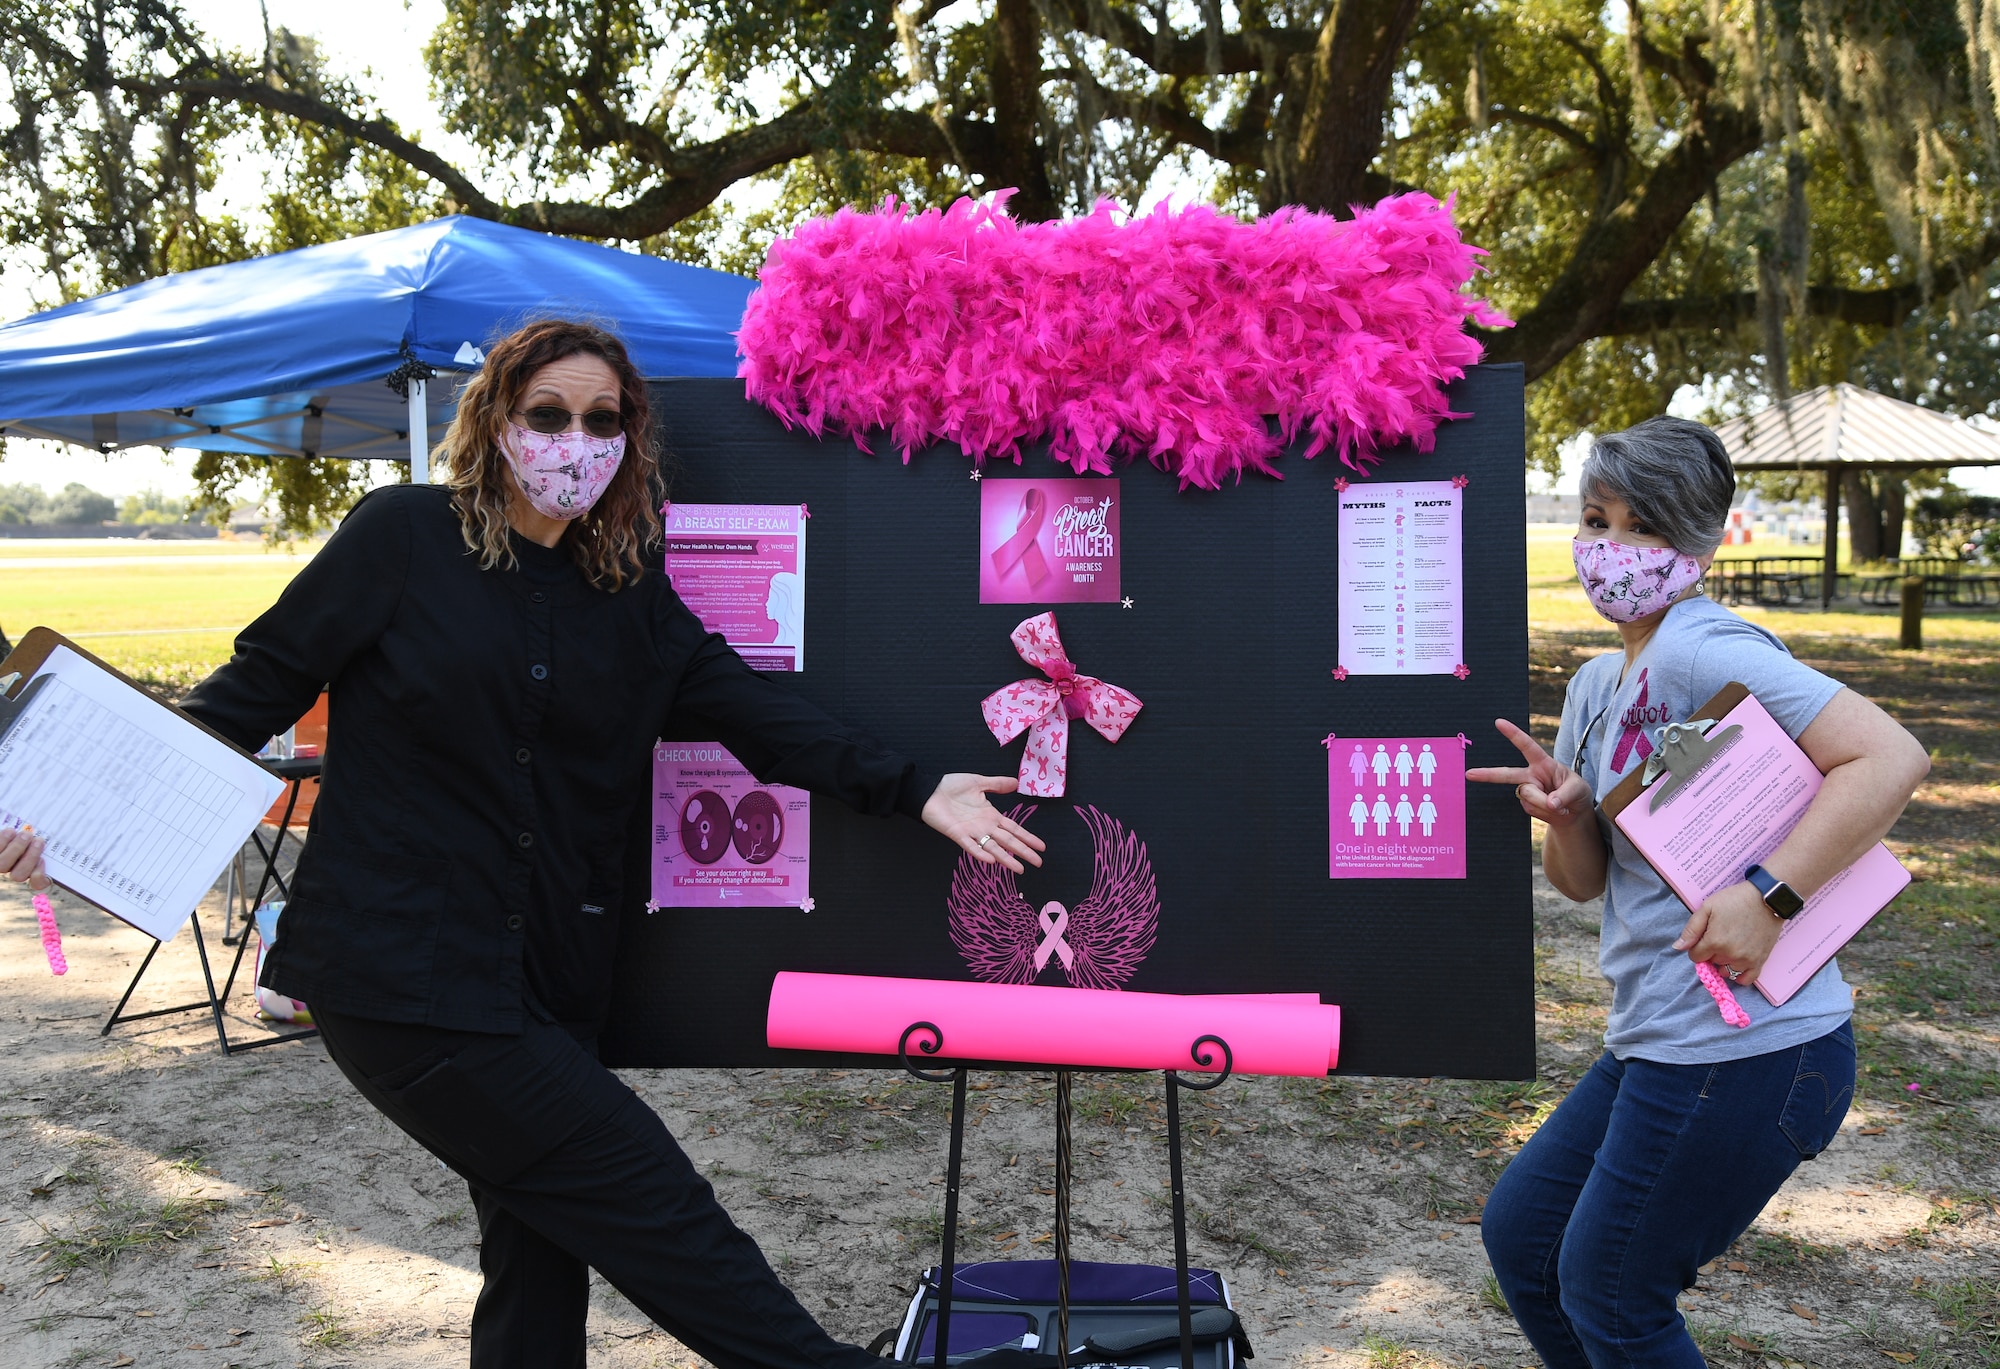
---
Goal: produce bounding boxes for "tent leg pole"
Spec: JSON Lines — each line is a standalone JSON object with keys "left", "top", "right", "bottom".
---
{"left": 1823, "top": 467, "right": 1838, "bottom": 609}
{"left": 409, "top": 377, "right": 429, "bottom": 484}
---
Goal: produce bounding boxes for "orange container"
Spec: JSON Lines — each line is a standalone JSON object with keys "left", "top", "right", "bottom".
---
{"left": 262, "top": 692, "right": 327, "bottom": 828}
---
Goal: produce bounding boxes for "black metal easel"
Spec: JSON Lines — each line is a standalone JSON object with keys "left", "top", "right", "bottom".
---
{"left": 898, "top": 1023, "right": 1235, "bottom": 1369}
{"left": 100, "top": 756, "right": 321, "bottom": 1056}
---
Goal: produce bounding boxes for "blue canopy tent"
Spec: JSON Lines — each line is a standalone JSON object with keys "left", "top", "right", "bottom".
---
{"left": 0, "top": 215, "right": 755, "bottom": 481}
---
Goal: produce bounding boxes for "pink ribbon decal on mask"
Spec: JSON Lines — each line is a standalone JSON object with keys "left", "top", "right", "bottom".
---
{"left": 981, "top": 612, "right": 1143, "bottom": 797}
{"left": 1609, "top": 668, "right": 1656, "bottom": 775}
{"left": 1033, "top": 903, "right": 1076, "bottom": 974}
{"left": 990, "top": 487, "right": 1049, "bottom": 589}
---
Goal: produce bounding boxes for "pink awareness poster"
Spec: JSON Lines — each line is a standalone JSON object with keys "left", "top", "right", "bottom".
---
{"left": 1327, "top": 736, "right": 1467, "bottom": 879}
{"left": 1337, "top": 478, "right": 1464, "bottom": 676}
{"left": 663, "top": 503, "right": 806, "bottom": 671}
{"left": 979, "top": 478, "right": 1120, "bottom": 603}
{"left": 651, "top": 742, "right": 811, "bottom": 910}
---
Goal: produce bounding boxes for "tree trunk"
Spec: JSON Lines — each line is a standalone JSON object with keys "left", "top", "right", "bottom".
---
{"left": 988, "top": 0, "right": 1059, "bottom": 221}
{"left": 1483, "top": 104, "right": 1764, "bottom": 381}
{"left": 1289, "top": 0, "right": 1422, "bottom": 214}
{"left": 1881, "top": 476, "right": 1907, "bottom": 560}
{"left": 1843, "top": 468, "right": 1883, "bottom": 563}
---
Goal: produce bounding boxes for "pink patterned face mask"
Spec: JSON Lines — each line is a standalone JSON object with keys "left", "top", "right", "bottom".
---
{"left": 501, "top": 424, "right": 625, "bottom": 521}
{"left": 1573, "top": 538, "right": 1703, "bottom": 622}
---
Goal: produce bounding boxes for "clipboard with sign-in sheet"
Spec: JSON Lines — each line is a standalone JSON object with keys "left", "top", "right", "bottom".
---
{"left": 1600, "top": 682, "right": 1911, "bottom": 1006}
{"left": 0, "top": 627, "right": 284, "bottom": 943}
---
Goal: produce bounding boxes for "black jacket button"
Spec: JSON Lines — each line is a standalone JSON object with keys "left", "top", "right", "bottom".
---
{"left": 530, "top": 663, "right": 548, "bottom": 681}
{"left": 517, "top": 832, "right": 534, "bottom": 849}
{"left": 531, "top": 591, "right": 546, "bottom": 603}
{"left": 505, "top": 914, "right": 524, "bottom": 931}
{"left": 515, "top": 747, "right": 531, "bottom": 765}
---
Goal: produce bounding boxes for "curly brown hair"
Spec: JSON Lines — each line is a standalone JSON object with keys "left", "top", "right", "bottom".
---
{"left": 436, "top": 318, "right": 660, "bottom": 591}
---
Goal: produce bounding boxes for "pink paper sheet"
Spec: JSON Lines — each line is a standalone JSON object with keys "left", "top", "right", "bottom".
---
{"left": 1328, "top": 736, "right": 1466, "bottom": 879}
{"left": 767, "top": 973, "right": 1339, "bottom": 1077}
{"left": 979, "top": 478, "right": 1121, "bottom": 604}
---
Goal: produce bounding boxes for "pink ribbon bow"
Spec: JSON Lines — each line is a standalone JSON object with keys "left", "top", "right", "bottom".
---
{"left": 981, "top": 612, "right": 1142, "bottom": 797}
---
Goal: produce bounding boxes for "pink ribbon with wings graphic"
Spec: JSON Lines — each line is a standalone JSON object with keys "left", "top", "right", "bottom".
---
{"left": 949, "top": 804, "right": 1159, "bottom": 991}
{"left": 981, "top": 612, "right": 1142, "bottom": 798}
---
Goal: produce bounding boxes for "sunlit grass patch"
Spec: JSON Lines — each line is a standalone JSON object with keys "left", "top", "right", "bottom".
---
{"left": 1913, "top": 1276, "right": 2000, "bottom": 1353}
{"left": 33, "top": 1191, "right": 224, "bottom": 1275}
{"left": 299, "top": 1304, "right": 355, "bottom": 1349}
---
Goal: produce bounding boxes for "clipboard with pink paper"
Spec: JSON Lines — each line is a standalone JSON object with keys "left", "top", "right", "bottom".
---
{"left": 1605, "top": 683, "right": 1910, "bottom": 1007}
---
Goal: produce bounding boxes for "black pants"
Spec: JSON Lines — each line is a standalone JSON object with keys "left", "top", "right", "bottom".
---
{"left": 315, "top": 1004, "right": 880, "bottom": 1369}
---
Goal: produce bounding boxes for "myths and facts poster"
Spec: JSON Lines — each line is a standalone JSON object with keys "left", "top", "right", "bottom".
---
{"left": 1336, "top": 478, "right": 1464, "bottom": 676}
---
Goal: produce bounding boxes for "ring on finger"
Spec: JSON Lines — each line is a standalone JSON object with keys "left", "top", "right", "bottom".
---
{"left": 1725, "top": 965, "right": 1742, "bottom": 982}
{"left": 976, "top": 835, "right": 992, "bottom": 849}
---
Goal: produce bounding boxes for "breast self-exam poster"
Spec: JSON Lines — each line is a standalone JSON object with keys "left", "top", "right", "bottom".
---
{"left": 664, "top": 503, "right": 807, "bottom": 671}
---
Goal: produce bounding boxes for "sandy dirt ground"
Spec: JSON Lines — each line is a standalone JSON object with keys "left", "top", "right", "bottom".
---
{"left": 2, "top": 854, "right": 1992, "bottom": 1369}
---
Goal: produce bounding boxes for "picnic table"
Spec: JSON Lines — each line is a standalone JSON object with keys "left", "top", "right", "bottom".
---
{"left": 1854, "top": 557, "right": 2000, "bottom": 608}
{"left": 1714, "top": 557, "right": 1842, "bottom": 607}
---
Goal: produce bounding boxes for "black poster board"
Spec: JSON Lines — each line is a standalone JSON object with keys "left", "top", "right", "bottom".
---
{"left": 602, "top": 365, "right": 1531, "bottom": 1079}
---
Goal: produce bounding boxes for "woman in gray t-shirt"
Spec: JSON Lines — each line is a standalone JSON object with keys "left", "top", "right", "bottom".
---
{"left": 1467, "top": 417, "right": 1928, "bottom": 1369}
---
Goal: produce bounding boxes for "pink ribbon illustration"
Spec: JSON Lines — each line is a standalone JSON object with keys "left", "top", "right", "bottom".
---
{"left": 1610, "top": 668, "right": 1656, "bottom": 775}
{"left": 990, "top": 487, "right": 1049, "bottom": 589}
{"left": 1034, "top": 903, "right": 1076, "bottom": 974}
{"left": 981, "top": 612, "right": 1143, "bottom": 797}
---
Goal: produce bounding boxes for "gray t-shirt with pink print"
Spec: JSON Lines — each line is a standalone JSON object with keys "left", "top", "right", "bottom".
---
{"left": 1554, "top": 595, "right": 1851, "bottom": 1064}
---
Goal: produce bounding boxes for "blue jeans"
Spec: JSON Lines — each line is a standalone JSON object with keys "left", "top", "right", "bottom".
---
{"left": 1482, "top": 1024, "right": 1854, "bottom": 1368}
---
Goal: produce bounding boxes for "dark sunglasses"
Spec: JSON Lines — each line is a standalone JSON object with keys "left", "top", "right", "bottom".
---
{"left": 514, "top": 405, "right": 624, "bottom": 439}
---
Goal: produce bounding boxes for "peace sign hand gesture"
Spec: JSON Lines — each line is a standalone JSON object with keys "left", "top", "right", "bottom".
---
{"left": 1467, "top": 718, "right": 1595, "bottom": 829}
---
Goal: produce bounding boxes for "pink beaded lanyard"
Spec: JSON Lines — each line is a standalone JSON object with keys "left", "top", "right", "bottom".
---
{"left": 1695, "top": 961, "right": 1750, "bottom": 1028}
{"left": 34, "top": 888, "right": 66, "bottom": 975}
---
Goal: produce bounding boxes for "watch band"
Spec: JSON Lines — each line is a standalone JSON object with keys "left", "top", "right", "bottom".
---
{"left": 1745, "top": 864, "right": 1805, "bottom": 920}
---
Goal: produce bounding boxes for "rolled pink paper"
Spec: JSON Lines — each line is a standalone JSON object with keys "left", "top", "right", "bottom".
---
{"left": 767, "top": 972, "right": 1339, "bottom": 1077}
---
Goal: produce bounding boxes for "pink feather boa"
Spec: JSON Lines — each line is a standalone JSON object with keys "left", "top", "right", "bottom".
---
{"left": 737, "top": 192, "right": 1509, "bottom": 489}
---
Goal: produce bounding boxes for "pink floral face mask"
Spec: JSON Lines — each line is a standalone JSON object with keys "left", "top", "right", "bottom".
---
{"left": 501, "top": 424, "right": 625, "bottom": 521}
{"left": 1573, "top": 538, "right": 1703, "bottom": 622}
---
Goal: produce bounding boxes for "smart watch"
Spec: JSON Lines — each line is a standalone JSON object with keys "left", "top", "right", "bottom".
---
{"left": 1745, "top": 864, "right": 1805, "bottom": 920}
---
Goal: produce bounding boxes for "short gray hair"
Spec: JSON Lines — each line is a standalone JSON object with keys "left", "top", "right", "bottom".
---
{"left": 1580, "top": 417, "right": 1736, "bottom": 556}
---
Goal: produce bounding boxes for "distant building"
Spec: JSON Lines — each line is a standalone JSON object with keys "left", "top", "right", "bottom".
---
{"left": 1526, "top": 493, "right": 1579, "bottom": 524}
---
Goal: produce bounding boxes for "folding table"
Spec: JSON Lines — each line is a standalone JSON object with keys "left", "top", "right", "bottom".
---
{"left": 100, "top": 754, "right": 322, "bottom": 1055}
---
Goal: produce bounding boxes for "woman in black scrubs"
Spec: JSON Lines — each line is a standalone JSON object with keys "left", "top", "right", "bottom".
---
{"left": 167, "top": 319, "right": 1043, "bottom": 1367}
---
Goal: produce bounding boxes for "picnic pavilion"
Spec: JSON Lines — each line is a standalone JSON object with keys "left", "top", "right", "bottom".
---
{"left": 1712, "top": 383, "right": 2000, "bottom": 608}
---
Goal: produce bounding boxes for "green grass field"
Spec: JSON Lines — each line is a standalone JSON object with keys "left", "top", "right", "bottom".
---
{"left": 0, "top": 539, "right": 320, "bottom": 694}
